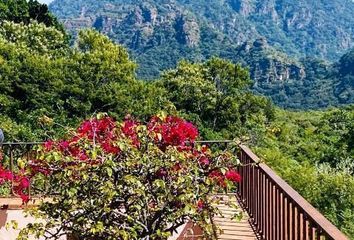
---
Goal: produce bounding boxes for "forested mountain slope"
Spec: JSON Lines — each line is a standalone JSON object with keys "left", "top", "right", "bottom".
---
{"left": 49, "top": 0, "right": 354, "bottom": 109}
{"left": 50, "top": 0, "right": 354, "bottom": 61}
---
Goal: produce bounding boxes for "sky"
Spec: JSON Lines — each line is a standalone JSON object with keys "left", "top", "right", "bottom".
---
{"left": 38, "top": 0, "right": 53, "bottom": 4}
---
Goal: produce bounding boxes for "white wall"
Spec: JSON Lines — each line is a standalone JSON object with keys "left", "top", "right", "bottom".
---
{"left": 0, "top": 209, "right": 67, "bottom": 240}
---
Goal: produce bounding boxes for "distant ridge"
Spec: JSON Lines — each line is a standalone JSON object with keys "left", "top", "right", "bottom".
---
{"left": 49, "top": 0, "right": 354, "bottom": 109}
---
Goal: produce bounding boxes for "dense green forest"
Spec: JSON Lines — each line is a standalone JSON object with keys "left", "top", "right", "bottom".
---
{"left": 0, "top": 0, "right": 353, "bottom": 238}
{"left": 48, "top": 0, "right": 354, "bottom": 109}
{"left": 256, "top": 108, "right": 354, "bottom": 236}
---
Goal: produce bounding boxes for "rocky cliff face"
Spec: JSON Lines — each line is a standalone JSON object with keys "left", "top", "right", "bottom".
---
{"left": 174, "top": 15, "right": 200, "bottom": 47}
{"left": 51, "top": 0, "right": 354, "bottom": 62}
{"left": 234, "top": 38, "right": 306, "bottom": 86}
{"left": 334, "top": 48, "right": 354, "bottom": 103}
{"left": 229, "top": 0, "right": 255, "bottom": 16}
{"left": 49, "top": 0, "right": 354, "bottom": 108}
{"left": 60, "top": 1, "right": 201, "bottom": 50}
{"left": 226, "top": 0, "right": 354, "bottom": 59}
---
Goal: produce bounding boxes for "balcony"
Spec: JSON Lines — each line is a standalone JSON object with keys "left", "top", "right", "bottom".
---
{"left": 0, "top": 142, "right": 349, "bottom": 240}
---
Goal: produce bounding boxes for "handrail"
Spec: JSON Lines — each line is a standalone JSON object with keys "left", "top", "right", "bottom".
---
{"left": 238, "top": 145, "right": 348, "bottom": 240}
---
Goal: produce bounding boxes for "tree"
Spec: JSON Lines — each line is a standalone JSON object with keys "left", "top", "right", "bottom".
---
{"left": 0, "top": 20, "right": 68, "bottom": 55}
{"left": 0, "top": 22, "right": 168, "bottom": 141}
{"left": 16, "top": 114, "right": 241, "bottom": 240}
{"left": 0, "top": 0, "right": 64, "bottom": 32}
{"left": 158, "top": 57, "right": 274, "bottom": 139}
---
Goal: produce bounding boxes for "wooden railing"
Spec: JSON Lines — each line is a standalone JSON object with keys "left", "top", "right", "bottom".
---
{"left": 237, "top": 145, "right": 349, "bottom": 240}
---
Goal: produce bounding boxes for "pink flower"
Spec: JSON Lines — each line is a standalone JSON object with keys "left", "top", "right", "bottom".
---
{"left": 148, "top": 116, "right": 199, "bottom": 149}
{"left": 208, "top": 170, "right": 222, "bottom": 179}
{"left": 97, "top": 117, "right": 115, "bottom": 132}
{"left": 198, "top": 156, "right": 210, "bottom": 166}
{"left": 59, "top": 141, "right": 69, "bottom": 151}
{"left": 29, "top": 160, "right": 51, "bottom": 176}
{"left": 78, "top": 152, "right": 89, "bottom": 161}
{"left": 208, "top": 170, "right": 227, "bottom": 188}
{"left": 0, "top": 166, "right": 13, "bottom": 181}
{"left": 44, "top": 140, "right": 54, "bottom": 151}
{"left": 101, "top": 142, "right": 120, "bottom": 155}
{"left": 225, "top": 169, "right": 241, "bottom": 183}
{"left": 121, "top": 119, "right": 140, "bottom": 147}
{"left": 77, "top": 117, "right": 116, "bottom": 142}
{"left": 19, "top": 177, "right": 30, "bottom": 188}
{"left": 78, "top": 120, "right": 92, "bottom": 135}
{"left": 4, "top": 171, "right": 13, "bottom": 180}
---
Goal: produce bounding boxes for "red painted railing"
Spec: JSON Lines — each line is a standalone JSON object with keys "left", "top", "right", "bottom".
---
{"left": 237, "top": 145, "right": 348, "bottom": 240}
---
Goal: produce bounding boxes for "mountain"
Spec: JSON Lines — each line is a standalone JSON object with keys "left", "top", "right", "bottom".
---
{"left": 334, "top": 48, "right": 354, "bottom": 104}
{"left": 49, "top": 0, "right": 354, "bottom": 58}
{"left": 230, "top": 38, "right": 354, "bottom": 109}
{"left": 48, "top": 0, "right": 354, "bottom": 109}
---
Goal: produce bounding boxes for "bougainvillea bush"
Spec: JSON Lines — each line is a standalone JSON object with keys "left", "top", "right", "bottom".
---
{"left": 16, "top": 114, "right": 241, "bottom": 240}
{"left": 0, "top": 154, "right": 31, "bottom": 202}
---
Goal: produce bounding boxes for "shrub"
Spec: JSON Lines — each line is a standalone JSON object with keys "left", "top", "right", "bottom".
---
{"left": 16, "top": 114, "right": 241, "bottom": 240}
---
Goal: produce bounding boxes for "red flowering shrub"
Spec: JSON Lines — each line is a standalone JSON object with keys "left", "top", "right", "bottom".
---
{"left": 0, "top": 164, "right": 31, "bottom": 203}
{"left": 225, "top": 169, "right": 242, "bottom": 183}
{"left": 0, "top": 165, "right": 13, "bottom": 184}
{"left": 148, "top": 116, "right": 198, "bottom": 148}
{"left": 16, "top": 114, "right": 241, "bottom": 240}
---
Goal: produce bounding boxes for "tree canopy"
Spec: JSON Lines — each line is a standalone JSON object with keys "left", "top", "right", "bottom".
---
{"left": 0, "top": 0, "right": 63, "bottom": 31}
{"left": 158, "top": 57, "right": 274, "bottom": 139}
{"left": 0, "top": 22, "right": 167, "bottom": 140}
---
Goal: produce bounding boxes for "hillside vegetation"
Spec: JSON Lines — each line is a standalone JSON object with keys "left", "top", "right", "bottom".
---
{"left": 48, "top": 0, "right": 354, "bottom": 109}
{"left": 256, "top": 108, "right": 354, "bottom": 236}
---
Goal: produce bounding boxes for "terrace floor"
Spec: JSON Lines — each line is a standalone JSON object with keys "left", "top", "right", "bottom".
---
{"left": 214, "top": 196, "right": 257, "bottom": 240}
{"left": 177, "top": 195, "right": 257, "bottom": 240}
